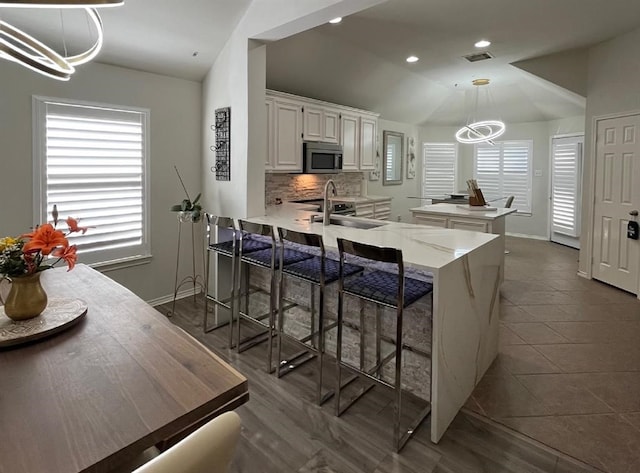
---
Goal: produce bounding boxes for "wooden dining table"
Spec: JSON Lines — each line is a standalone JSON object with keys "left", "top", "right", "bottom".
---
{"left": 0, "top": 264, "right": 248, "bottom": 473}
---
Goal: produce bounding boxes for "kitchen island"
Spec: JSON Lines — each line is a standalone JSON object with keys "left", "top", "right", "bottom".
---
{"left": 411, "top": 203, "right": 516, "bottom": 280}
{"left": 245, "top": 205, "right": 502, "bottom": 443}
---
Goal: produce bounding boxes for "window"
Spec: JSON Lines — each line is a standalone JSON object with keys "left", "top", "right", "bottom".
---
{"left": 551, "top": 135, "right": 583, "bottom": 238}
{"left": 422, "top": 142, "right": 457, "bottom": 197}
{"left": 474, "top": 140, "right": 532, "bottom": 213}
{"left": 33, "top": 96, "right": 150, "bottom": 267}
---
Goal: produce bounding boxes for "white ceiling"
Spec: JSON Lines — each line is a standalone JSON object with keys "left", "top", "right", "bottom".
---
{"left": 2, "top": 0, "right": 640, "bottom": 125}
{"left": 0, "top": 0, "right": 252, "bottom": 81}
{"left": 266, "top": 0, "right": 640, "bottom": 125}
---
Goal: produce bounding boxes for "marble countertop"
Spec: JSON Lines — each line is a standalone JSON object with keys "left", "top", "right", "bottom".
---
{"left": 410, "top": 203, "right": 517, "bottom": 220}
{"left": 248, "top": 203, "right": 498, "bottom": 272}
{"left": 330, "top": 195, "right": 392, "bottom": 204}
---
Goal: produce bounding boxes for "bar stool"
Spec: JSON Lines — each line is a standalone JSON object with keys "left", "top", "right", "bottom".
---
{"left": 275, "top": 227, "right": 364, "bottom": 405}
{"left": 203, "top": 215, "right": 271, "bottom": 345}
{"left": 334, "top": 238, "right": 433, "bottom": 452}
{"left": 236, "top": 220, "right": 314, "bottom": 373}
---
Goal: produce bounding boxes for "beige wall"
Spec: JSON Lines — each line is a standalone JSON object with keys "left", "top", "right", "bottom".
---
{"left": 579, "top": 25, "right": 640, "bottom": 276}
{"left": 0, "top": 61, "right": 202, "bottom": 302}
{"left": 414, "top": 118, "right": 585, "bottom": 239}
{"left": 367, "top": 118, "right": 422, "bottom": 222}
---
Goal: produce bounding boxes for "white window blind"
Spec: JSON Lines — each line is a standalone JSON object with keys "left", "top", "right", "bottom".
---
{"left": 33, "top": 97, "right": 150, "bottom": 266}
{"left": 551, "top": 136, "right": 582, "bottom": 237}
{"left": 474, "top": 140, "right": 532, "bottom": 213}
{"left": 422, "top": 142, "right": 457, "bottom": 197}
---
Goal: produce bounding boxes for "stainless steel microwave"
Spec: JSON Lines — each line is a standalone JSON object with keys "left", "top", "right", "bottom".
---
{"left": 303, "top": 141, "right": 343, "bottom": 173}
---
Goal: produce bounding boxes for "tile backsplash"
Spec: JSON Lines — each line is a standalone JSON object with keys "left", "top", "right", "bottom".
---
{"left": 265, "top": 173, "right": 365, "bottom": 204}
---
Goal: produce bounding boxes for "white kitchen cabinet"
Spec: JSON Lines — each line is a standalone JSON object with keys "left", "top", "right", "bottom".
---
{"left": 359, "top": 116, "right": 377, "bottom": 170}
{"left": 352, "top": 197, "right": 392, "bottom": 220}
{"left": 266, "top": 90, "right": 378, "bottom": 172}
{"left": 340, "top": 111, "right": 378, "bottom": 172}
{"left": 354, "top": 202, "right": 374, "bottom": 218}
{"left": 303, "top": 104, "right": 339, "bottom": 144}
{"left": 413, "top": 214, "right": 448, "bottom": 228}
{"left": 410, "top": 203, "right": 517, "bottom": 282}
{"left": 271, "top": 97, "right": 303, "bottom": 172}
{"left": 373, "top": 199, "right": 391, "bottom": 220}
{"left": 340, "top": 111, "right": 359, "bottom": 171}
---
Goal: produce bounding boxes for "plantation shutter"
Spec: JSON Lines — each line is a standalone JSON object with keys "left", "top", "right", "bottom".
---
{"left": 35, "top": 99, "right": 150, "bottom": 266}
{"left": 475, "top": 140, "right": 532, "bottom": 213}
{"left": 551, "top": 137, "right": 582, "bottom": 237}
{"left": 475, "top": 144, "right": 501, "bottom": 199}
{"left": 422, "top": 142, "right": 457, "bottom": 197}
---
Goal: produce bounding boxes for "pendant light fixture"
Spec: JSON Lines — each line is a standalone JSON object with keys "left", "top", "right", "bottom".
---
{"left": 455, "top": 78, "right": 505, "bottom": 145}
{"left": 0, "top": 0, "right": 123, "bottom": 81}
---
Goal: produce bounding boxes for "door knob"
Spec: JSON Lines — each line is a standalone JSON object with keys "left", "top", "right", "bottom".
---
{"left": 630, "top": 210, "right": 639, "bottom": 217}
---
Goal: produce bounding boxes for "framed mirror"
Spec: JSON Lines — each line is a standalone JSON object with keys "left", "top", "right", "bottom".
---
{"left": 383, "top": 130, "right": 404, "bottom": 185}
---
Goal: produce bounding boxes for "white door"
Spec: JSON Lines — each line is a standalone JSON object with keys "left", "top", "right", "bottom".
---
{"left": 592, "top": 115, "right": 640, "bottom": 294}
{"left": 551, "top": 135, "right": 583, "bottom": 249}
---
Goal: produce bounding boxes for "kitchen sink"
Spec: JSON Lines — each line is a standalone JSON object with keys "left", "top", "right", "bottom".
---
{"left": 311, "top": 215, "right": 388, "bottom": 229}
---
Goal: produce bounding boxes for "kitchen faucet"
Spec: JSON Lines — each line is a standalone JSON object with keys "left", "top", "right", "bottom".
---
{"left": 323, "top": 179, "right": 337, "bottom": 225}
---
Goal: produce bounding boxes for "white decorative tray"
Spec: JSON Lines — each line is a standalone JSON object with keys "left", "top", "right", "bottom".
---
{"left": 0, "top": 298, "right": 87, "bottom": 348}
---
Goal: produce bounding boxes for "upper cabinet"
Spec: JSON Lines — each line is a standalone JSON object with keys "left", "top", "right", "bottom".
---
{"left": 340, "top": 111, "right": 359, "bottom": 171}
{"left": 359, "top": 116, "right": 377, "bottom": 171}
{"left": 303, "top": 104, "right": 340, "bottom": 144}
{"left": 266, "top": 90, "right": 378, "bottom": 173}
{"left": 271, "top": 96, "right": 303, "bottom": 172}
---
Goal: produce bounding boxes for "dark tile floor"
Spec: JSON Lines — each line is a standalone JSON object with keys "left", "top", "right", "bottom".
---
{"left": 465, "top": 237, "right": 640, "bottom": 473}
{"left": 157, "top": 292, "right": 600, "bottom": 473}
{"left": 156, "top": 236, "right": 632, "bottom": 472}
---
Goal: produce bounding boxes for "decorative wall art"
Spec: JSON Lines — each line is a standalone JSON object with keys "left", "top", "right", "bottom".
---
{"left": 211, "top": 107, "right": 231, "bottom": 181}
{"left": 406, "top": 136, "right": 416, "bottom": 179}
{"left": 369, "top": 148, "right": 381, "bottom": 181}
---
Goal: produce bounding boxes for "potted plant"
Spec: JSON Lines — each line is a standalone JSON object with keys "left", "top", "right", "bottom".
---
{"left": 170, "top": 166, "right": 203, "bottom": 222}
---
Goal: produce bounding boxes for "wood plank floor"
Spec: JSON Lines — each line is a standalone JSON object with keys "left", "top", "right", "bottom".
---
{"left": 156, "top": 291, "right": 600, "bottom": 473}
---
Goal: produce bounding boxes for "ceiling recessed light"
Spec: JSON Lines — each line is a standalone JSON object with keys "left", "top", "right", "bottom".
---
{"left": 474, "top": 39, "right": 491, "bottom": 48}
{"left": 329, "top": 17, "right": 342, "bottom": 24}
{"left": 406, "top": 55, "right": 419, "bottom": 63}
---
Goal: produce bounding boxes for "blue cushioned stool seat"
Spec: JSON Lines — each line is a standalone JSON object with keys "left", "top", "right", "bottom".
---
{"left": 243, "top": 247, "right": 313, "bottom": 268}
{"left": 210, "top": 237, "right": 272, "bottom": 256}
{"left": 344, "top": 270, "right": 433, "bottom": 308}
{"left": 283, "top": 257, "right": 364, "bottom": 284}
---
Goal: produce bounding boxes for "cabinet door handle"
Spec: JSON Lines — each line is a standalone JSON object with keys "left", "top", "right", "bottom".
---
{"left": 630, "top": 210, "right": 639, "bottom": 217}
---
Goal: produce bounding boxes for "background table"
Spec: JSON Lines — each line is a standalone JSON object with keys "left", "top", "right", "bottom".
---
{"left": 0, "top": 264, "right": 248, "bottom": 473}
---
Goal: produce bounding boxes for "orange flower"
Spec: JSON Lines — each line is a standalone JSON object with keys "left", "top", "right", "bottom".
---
{"left": 52, "top": 245, "right": 77, "bottom": 271}
{"left": 22, "top": 223, "right": 68, "bottom": 256}
{"left": 66, "top": 217, "right": 90, "bottom": 234}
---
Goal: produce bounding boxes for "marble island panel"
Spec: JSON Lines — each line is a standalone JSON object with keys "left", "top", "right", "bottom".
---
{"left": 242, "top": 204, "right": 503, "bottom": 443}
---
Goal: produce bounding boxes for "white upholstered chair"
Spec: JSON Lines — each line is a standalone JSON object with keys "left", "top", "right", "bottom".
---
{"left": 132, "top": 411, "right": 241, "bottom": 473}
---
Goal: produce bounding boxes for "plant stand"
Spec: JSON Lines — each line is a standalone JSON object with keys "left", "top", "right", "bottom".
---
{"left": 168, "top": 213, "right": 205, "bottom": 317}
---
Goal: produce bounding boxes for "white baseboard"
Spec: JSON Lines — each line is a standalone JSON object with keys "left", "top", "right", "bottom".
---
{"left": 148, "top": 287, "right": 202, "bottom": 307}
{"left": 505, "top": 232, "right": 549, "bottom": 241}
{"left": 577, "top": 270, "right": 589, "bottom": 280}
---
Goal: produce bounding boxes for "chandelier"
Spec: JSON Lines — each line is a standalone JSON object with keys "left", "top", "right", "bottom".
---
{"left": 0, "top": 0, "right": 123, "bottom": 81}
{"left": 455, "top": 78, "right": 506, "bottom": 145}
